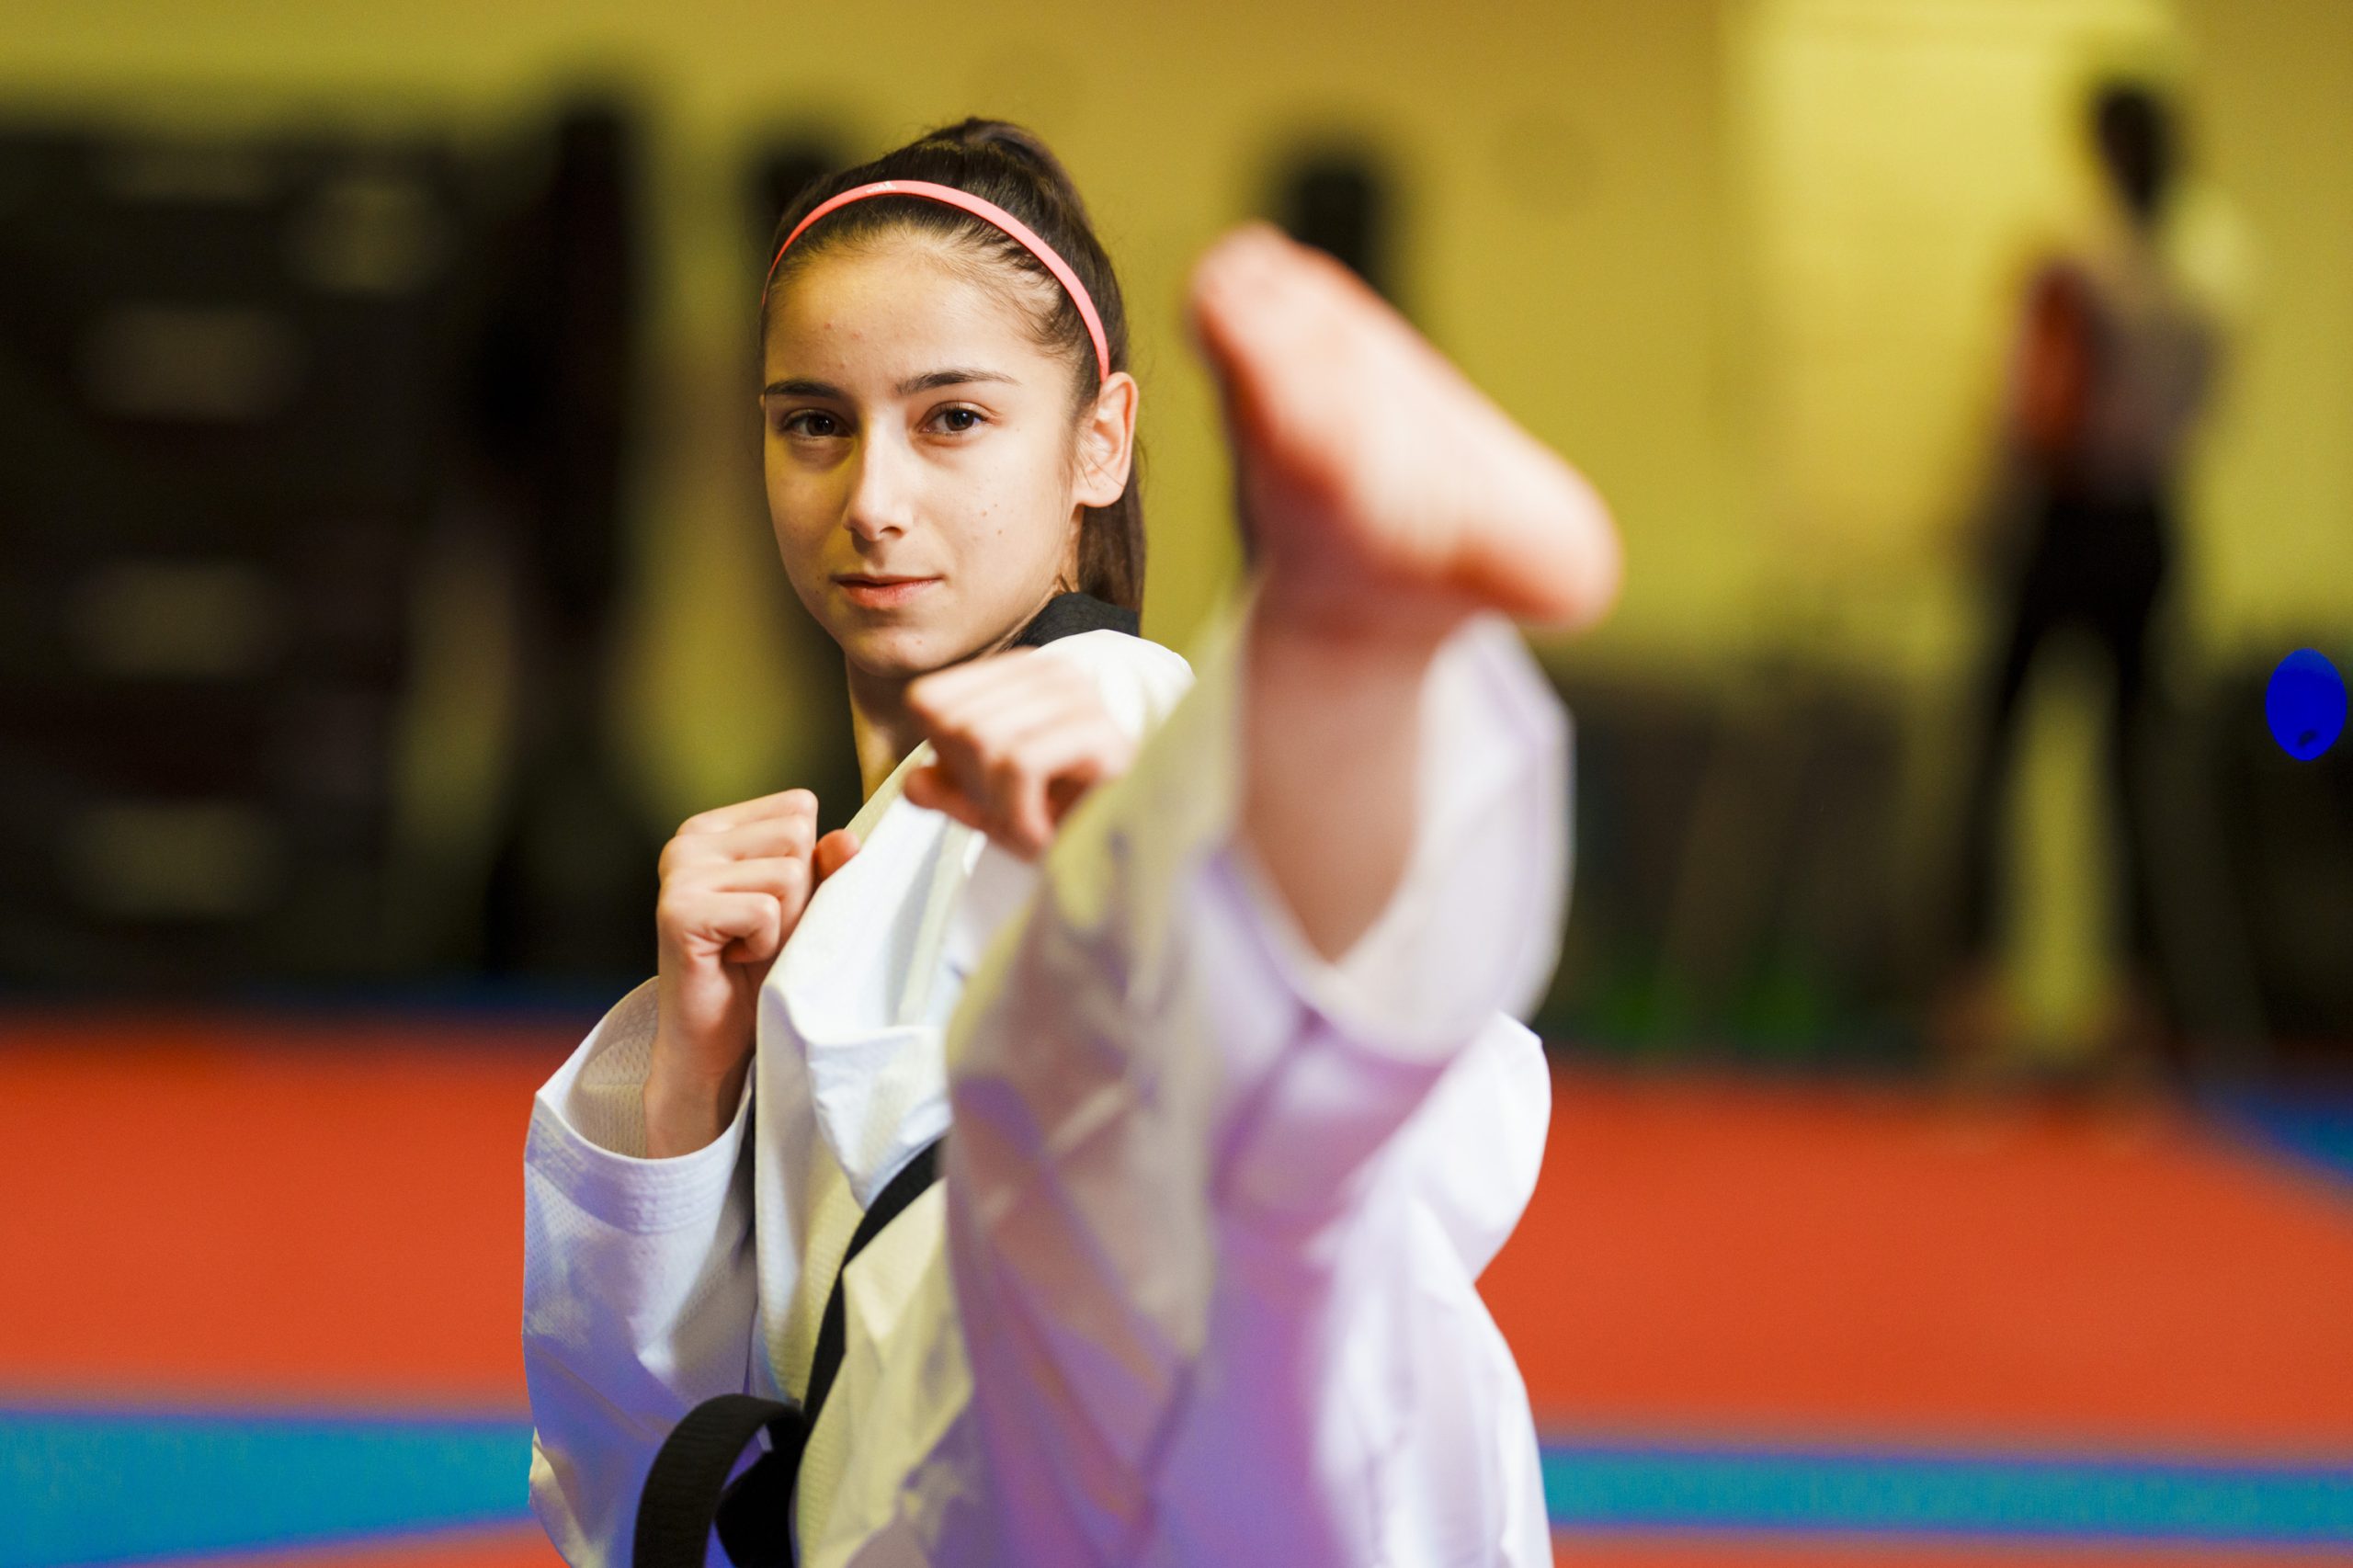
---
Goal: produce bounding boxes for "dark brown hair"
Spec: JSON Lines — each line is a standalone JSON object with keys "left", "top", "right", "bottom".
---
{"left": 760, "top": 119, "right": 1144, "bottom": 613}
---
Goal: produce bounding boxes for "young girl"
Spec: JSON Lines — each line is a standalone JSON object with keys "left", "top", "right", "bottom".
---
{"left": 522, "top": 118, "right": 1620, "bottom": 1568}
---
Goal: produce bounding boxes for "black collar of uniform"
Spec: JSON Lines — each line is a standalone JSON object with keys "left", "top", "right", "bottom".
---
{"left": 1011, "top": 591, "right": 1140, "bottom": 648}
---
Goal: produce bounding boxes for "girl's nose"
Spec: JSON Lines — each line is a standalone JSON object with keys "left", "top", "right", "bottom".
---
{"left": 842, "top": 431, "right": 917, "bottom": 543}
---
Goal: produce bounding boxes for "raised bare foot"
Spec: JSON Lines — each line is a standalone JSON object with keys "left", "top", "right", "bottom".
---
{"left": 1185, "top": 221, "right": 1620, "bottom": 636}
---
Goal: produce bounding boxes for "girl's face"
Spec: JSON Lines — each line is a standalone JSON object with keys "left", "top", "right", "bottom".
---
{"left": 760, "top": 237, "right": 1135, "bottom": 682}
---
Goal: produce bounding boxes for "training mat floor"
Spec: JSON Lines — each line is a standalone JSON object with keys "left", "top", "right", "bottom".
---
{"left": 6, "top": 1015, "right": 2349, "bottom": 1566}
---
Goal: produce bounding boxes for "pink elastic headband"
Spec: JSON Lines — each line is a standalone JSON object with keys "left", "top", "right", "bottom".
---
{"left": 762, "top": 178, "right": 1111, "bottom": 385}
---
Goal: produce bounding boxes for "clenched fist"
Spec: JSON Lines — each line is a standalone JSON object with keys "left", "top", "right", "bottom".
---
{"left": 903, "top": 647, "right": 1136, "bottom": 858}
{"left": 643, "top": 788, "right": 859, "bottom": 1156}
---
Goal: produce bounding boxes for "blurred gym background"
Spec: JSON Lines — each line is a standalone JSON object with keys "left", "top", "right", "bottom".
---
{"left": 4, "top": 0, "right": 2348, "bottom": 1563}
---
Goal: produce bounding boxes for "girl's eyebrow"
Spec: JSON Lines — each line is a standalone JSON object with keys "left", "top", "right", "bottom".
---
{"left": 761, "top": 369, "right": 1019, "bottom": 399}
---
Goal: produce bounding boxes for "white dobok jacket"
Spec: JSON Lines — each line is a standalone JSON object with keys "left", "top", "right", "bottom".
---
{"left": 522, "top": 599, "right": 1571, "bottom": 1567}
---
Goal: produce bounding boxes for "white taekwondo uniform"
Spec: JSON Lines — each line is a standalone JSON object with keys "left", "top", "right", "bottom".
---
{"left": 522, "top": 597, "right": 1570, "bottom": 1566}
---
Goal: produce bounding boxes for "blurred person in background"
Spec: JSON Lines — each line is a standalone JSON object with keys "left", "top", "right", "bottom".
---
{"left": 520, "top": 116, "right": 1620, "bottom": 1567}
{"left": 1940, "top": 79, "right": 2222, "bottom": 1084}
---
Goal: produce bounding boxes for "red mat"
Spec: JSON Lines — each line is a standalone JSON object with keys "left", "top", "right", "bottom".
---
{"left": 7, "top": 1014, "right": 2353, "bottom": 1568}
{"left": 0, "top": 1014, "right": 559, "bottom": 1408}
{"left": 1482, "top": 1067, "right": 2353, "bottom": 1460}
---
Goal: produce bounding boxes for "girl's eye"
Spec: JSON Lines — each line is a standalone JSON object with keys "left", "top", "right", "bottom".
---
{"left": 780, "top": 409, "right": 845, "bottom": 438}
{"left": 932, "top": 406, "right": 983, "bottom": 434}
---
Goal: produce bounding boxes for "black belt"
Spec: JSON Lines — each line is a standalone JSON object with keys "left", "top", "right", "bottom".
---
{"left": 631, "top": 1136, "right": 944, "bottom": 1568}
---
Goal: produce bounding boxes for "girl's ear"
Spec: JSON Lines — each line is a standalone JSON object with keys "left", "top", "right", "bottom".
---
{"left": 1072, "top": 370, "right": 1139, "bottom": 509}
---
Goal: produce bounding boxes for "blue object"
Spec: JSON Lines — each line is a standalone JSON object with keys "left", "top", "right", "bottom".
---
{"left": 2267, "top": 649, "right": 2347, "bottom": 760}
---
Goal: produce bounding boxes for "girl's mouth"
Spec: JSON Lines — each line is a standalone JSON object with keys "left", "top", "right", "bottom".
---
{"left": 835, "top": 574, "right": 940, "bottom": 609}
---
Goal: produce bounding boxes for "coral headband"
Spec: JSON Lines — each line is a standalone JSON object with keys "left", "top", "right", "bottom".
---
{"left": 763, "top": 178, "right": 1111, "bottom": 384}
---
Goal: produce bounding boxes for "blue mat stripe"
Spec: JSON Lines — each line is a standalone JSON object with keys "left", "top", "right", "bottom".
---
{"left": 9, "top": 1408, "right": 2352, "bottom": 1563}
{"left": 2213, "top": 1085, "right": 2353, "bottom": 1190}
{"left": 1541, "top": 1438, "right": 2353, "bottom": 1544}
{"left": 1, "top": 1409, "right": 532, "bottom": 1568}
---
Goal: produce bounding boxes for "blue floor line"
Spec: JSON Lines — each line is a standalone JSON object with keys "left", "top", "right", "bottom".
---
{"left": 1, "top": 1409, "right": 534, "bottom": 1568}
{"left": 2211, "top": 1084, "right": 2353, "bottom": 1190}
{"left": 1540, "top": 1437, "right": 2353, "bottom": 1545}
{"left": 10, "top": 1407, "right": 2352, "bottom": 1563}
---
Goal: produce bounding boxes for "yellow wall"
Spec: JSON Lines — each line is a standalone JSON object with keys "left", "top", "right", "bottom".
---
{"left": 1728, "top": 0, "right": 2353, "bottom": 678}
{"left": 2176, "top": 0, "right": 2353, "bottom": 659}
{"left": 1735, "top": 0, "right": 2179, "bottom": 664}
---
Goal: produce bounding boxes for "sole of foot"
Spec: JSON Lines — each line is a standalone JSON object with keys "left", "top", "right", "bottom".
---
{"left": 1185, "top": 222, "right": 1621, "bottom": 638}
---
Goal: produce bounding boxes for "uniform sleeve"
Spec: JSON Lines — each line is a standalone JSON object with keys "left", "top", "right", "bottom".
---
{"left": 940, "top": 598, "right": 1567, "bottom": 1566}
{"left": 523, "top": 978, "right": 760, "bottom": 1567}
